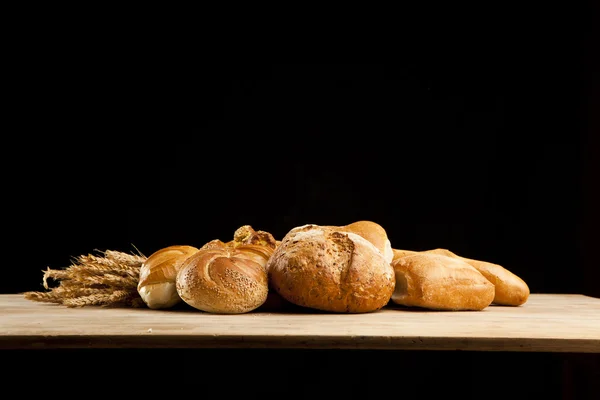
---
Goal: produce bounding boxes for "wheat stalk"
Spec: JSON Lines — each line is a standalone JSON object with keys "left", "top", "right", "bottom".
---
{"left": 23, "top": 248, "right": 147, "bottom": 308}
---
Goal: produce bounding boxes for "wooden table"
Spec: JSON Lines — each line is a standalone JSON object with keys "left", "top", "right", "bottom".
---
{"left": 1, "top": 293, "right": 599, "bottom": 352}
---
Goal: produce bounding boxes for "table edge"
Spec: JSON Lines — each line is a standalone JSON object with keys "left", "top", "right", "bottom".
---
{"left": 1, "top": 335, "right": 598, "bottom": 353}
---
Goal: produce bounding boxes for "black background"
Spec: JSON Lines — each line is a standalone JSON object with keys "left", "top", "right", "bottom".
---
{"left": 6, "top": 10, "right": 598, "bottom": 298}
{"left": 3, "top": 4, "right": 599, "bottom": 400}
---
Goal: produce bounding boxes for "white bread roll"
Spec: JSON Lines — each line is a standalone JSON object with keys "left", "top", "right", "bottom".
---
{"left": 325, "top": 220, "right": 394, "bottom": 264}
{"left": 176, "top": 241, "right": 273, "bottom": 314}
{"left": 391, "top": 253, "right": 495, "bottom": 311}
{"left": 137, "top": 245, "right": 199, "bottom": 309}
{"left": 266, "top": 224, "right": 395, "bottom": 313}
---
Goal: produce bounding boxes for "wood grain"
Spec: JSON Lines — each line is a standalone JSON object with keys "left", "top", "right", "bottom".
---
{"left": 1, "top": 294, "right": 599, "bottom": 352}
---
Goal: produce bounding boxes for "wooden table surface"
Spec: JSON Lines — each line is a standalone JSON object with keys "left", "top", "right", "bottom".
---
{"left": 1, "top": 293, "right": 599, "bottom": 352}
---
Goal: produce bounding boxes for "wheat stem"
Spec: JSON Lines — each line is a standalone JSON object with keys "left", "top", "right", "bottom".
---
{"left": 23, "top": 249, "right": 147, "bottom": 308}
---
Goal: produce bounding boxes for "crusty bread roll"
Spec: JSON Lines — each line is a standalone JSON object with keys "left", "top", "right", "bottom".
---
{"left": 230, "top": 224, "right": 278, "bottom": 249}
{"left": 391, "top": 253, "right": 495, "bottom": 311}
{"left": 176, "top": 240, "right": 273, "bottom": 314}
{"left": 422, "top": 248, "right": 529, "bottom": 306}
{"left": 137, "top": 245, "right": 199, "bottom": 309}
{"left": 266, "top": 224, "right": 395, "bottom": 313}
{"left": 392, "top": 248, "right": 530, "bottom": 306}
{"left": 326, "top": 221, "right": 394, "bottom": 264}
{"left": 200, "top": 225, "right": 278, "bottom": 251}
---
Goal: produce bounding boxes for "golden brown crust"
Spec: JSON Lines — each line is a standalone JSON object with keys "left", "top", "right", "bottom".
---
{"left": 392, "top": 248, "right": 417, "bottom": 261}
{"left": 175, "top": 244, "right": 272, "bottom": 314}
{"left": 423, "top": 248, "right": 530, "bottom": 306}
{"left": 266, "top": 224, "right": 395, "bottom": 313}
{"left": 232, "top": 225, "right": 278, "bottom": 249}
{"left": 200, "top": 239, "right": 229, "bottom": 250}
{"left": 200, "top": 225, "right": 278, "bottom": 251}
{"left": 390, "top": 253, "right": 495, "bottom": 311}
{"left": 326, "top": 221, "right": 394, "bottom": 264}
{"left": 464, "top": 258, "right": 530, "bottom": 306}
{"left": 392, "top": 247, "right": 530, "bottom": 306}
{"left": 137, "top": 245, "right": 199, "bottom": 309}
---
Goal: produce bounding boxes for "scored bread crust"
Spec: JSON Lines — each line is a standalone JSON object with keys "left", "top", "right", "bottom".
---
{"left": 390, "top": 253, "right": 495, "bottom": 311}
{"left": 176, "top": 241, "right": 272, "bottom": 314}
{"left": 325, "top": 220, "right": 394, "bottom": 264}
{"left": 266, "top": 224, "right": 395, "bottom": 313}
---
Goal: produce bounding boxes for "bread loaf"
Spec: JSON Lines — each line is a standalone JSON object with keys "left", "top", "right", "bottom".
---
{"left": 266, "top": 224, "right": 395, "bottom": 313}
{"left": 392, "top": 248, "right": 530, "bottom": 306}
{"left": 325, "top": 221, "right": 394, "bottom": 264}
{"left": 390, "top": 253, "right": 495, "bottom": 311}
{"left": 137, "top": 245, "right": 199, "bottom": 309}
{"left": 422, "top": 248, "right": 529, "bottom": 306}
{"left": 176, "top": 240, "right": 273, "bottom": 314}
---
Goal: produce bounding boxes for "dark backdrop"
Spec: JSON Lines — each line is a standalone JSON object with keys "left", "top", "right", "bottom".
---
{"left": 3, "top": 6, "right": 600, "bottom": 400}
{"left": 5, "top": 10, "right": 598, "bottom": 299}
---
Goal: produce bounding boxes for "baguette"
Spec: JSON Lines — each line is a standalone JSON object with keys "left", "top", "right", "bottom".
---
{"left": 392, "top": 248, "right": 530, "bottom": 306}
{"left": 423, "top": 248, "right": 529, "bottom": 306}
{"left": 391, "top": 253, "right": 495, "bottom": 311}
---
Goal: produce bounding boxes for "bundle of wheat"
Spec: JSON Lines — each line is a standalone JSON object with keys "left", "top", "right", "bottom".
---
{"left": 23, "top": 249, "right": 147, "bottom": 308}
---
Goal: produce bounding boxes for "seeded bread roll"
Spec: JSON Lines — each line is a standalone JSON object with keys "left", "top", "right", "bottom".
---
{"left": 137, "top": 245, "right": 199, "bottom": 309}
{"left": 176, "top": 240, "right": 273, "bottom": 314}
{"left": 266, "top": 224, "right": 395, "bottom": 313}
{"left": 391, "top": 253, "right": 495, "bottom": 311}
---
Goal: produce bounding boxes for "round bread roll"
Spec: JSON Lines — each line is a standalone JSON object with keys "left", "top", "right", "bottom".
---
{"left": 176, "top": 241, "right": 273, "bottom": 314}
{"left": 137, "top": 245, "right": 199, "bottom": 309}
{"left": 328, "top": 221, "right": 394, "bottom": 264}
{"left": 267, "top": 224, "right": 395, "bottom": 313}
{"left": 391, "top": 253, "right": 495, "bottom": 311}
